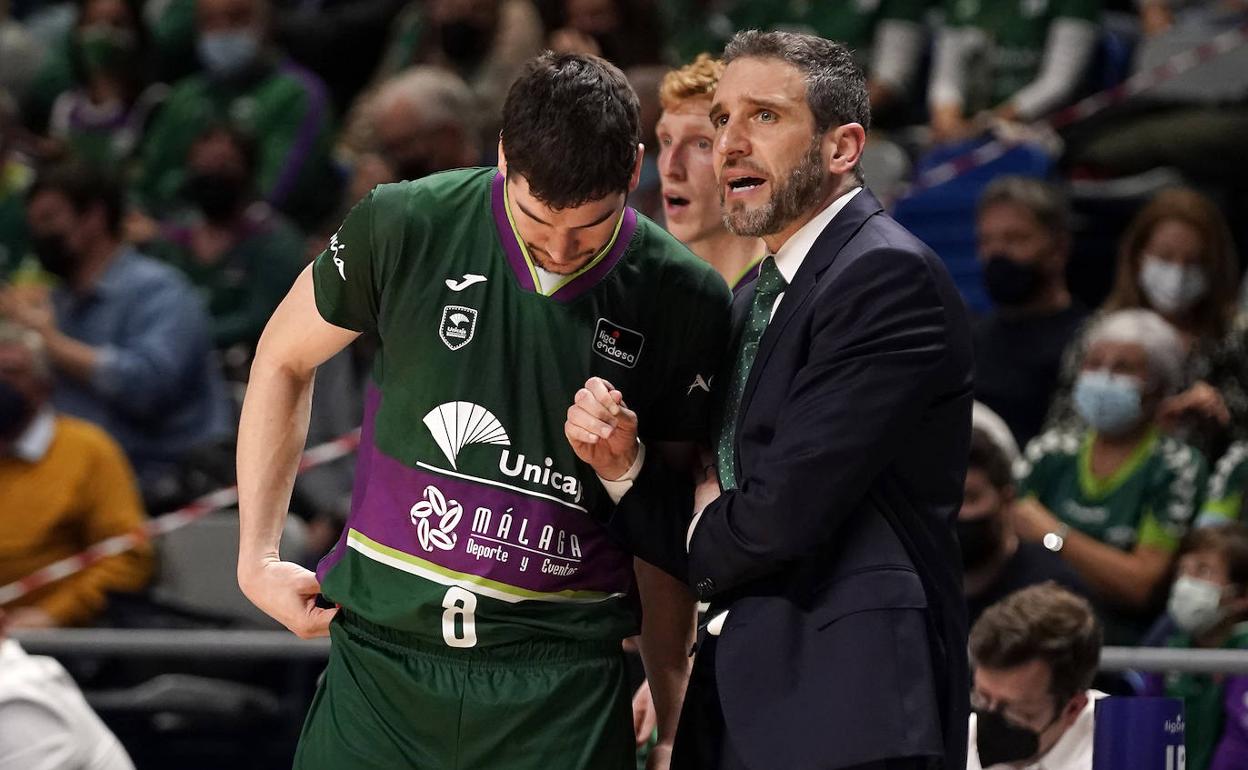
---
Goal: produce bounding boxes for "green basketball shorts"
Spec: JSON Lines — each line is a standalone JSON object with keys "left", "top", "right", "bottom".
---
{"left": 293, "top": 612, "right": 634, "bottom": 770}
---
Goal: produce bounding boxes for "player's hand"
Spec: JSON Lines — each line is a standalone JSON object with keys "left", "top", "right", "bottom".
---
{"left": 632, "top": 680, "right": 658, "bottom": 747}
{"left": 565, "top": 377, "right": 639, "bottom": 480}
{"left": 238, "top": 558, "right": 338, "bottom": 639}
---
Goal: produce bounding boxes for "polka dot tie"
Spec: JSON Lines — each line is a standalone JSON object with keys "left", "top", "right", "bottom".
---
{"left": 716, "top": 256, "right": 786, "bottom": 490}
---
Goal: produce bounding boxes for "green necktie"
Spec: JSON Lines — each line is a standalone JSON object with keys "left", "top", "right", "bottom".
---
{"left": 716, "top": 257, "right": 787, "bottom": 490}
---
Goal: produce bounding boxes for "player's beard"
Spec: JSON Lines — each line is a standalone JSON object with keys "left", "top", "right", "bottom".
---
{"left": 721, "top": 137, "right": 827, "bottom": 238}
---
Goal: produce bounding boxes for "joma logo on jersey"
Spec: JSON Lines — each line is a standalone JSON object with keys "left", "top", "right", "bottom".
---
{"left": 439, "top": 305, "right": 478, "bottom": 351}
{"left": 593, "top": 318, "right": 644, "bottom": 369}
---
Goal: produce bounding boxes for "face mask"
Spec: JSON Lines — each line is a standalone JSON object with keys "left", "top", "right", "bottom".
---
{"left": 1138, "top": 256, "right": 1207, "bottom": 316}
{"left": 976, "top": 708, "right": 1045, "bottom": 767}
{"left": 31, "top": 231, "right": 79, "bottom": 280}
{"left": 183, "top": 172, "right": 249, "bottom": 223}
{"left": 982, "top": 254, "right": 1042, "bottom": 307}
{"left": 439, "top": 20, "right": 491, "bottom": 67}
{"left": 1168, "top": 575, "right": 1228, "bottom": 636}
{"left": 0, "top": 379, "right": 33, "bottom": 442}
{"left": 1074, "top": 370, "right": 1144, "bottom": 436}
{"left": 77, "top": 24, "right": 138, "bottom": 75}
{"left": 958, "top": 515, "right": 1003, "bottom": 570}
{"left": 197, "top": 29, "right": 260, "bottom": 78}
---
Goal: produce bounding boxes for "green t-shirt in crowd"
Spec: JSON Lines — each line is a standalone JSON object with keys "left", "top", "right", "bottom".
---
{"left": 146, "top": 203, "right": 307, "bottom": 350}
{"left": 1199, "top": 442, "right": 1248, "bottom": 526}
{"left": 942, "top": 0, "right": 1100, "bottom": 107}
{"left": 1158, "top": 622, "right": 1248, "bottom": 770}
{"left": 1020, "top": 427, "right": 1207, "bottom": 643}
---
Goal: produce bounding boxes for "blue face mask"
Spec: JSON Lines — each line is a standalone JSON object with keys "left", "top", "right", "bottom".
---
{"left": 197, "top": 29, "right": 260, "bottom": 78}
{"left": 1074, "top": 370, "right": 1144, "bottom": 435}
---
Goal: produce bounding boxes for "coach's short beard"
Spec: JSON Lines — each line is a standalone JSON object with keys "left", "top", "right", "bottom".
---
{"left": 721, "top": 139, "right": 827, "bottom": 238}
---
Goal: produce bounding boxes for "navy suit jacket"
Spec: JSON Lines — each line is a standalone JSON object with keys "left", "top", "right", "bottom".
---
{"left": 611, "top": 189, "right": 973, "bottom": 770}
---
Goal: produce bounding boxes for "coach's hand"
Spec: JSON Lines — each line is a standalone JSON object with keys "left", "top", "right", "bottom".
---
{"left": 238, "top": 558, "right": 338, "bottom": 639}
{"left": 566, "top": 377, "right": 639, "bottom": 480}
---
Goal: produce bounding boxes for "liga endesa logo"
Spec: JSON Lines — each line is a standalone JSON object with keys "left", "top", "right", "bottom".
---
{"left": 592, "top": 318, "right": 644, "bottom": 369}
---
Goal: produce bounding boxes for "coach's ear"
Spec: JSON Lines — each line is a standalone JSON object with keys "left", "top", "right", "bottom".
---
{"left": 628, "top": 143, "right": 644, "bottom": 193}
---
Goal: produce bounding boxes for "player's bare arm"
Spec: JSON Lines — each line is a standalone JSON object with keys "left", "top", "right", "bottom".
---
{"left": 237, "top": 265, "right": 358, "bottom": 638}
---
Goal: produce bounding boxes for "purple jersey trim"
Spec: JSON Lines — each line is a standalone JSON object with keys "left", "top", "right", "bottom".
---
{"left": 489, "top": 171, "right": 638, "bottom": 302}
{"left": 319, "top": 384, "right": 634, "bottom": 597}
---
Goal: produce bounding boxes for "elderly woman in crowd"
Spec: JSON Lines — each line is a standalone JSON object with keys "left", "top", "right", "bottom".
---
{"left": 1016, "top": 309, "right": 1209, "bottom": 645}
{"left": 1045, "top": 187, "right": 1246, "bottom": 462}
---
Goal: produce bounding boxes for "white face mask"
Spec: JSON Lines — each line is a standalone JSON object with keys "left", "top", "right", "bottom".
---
{"left": 1167, "top": 575, "right": 1228, "bottom": 636}
{"left": 1138, "top": 255, "right": 1207, "bottom": 315}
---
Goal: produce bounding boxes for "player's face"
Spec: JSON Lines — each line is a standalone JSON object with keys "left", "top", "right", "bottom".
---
{"left": 710, "top": 57, "right": 831, "bottom": 238}
{"left": 657, "top": 98, "right": 722, "bottom": 245}
{"left": 504, "top": 173, "right": 627, "bottom": 275}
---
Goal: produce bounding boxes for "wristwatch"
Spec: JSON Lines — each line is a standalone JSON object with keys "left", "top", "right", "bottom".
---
{"left": 1043, "top": 524, "right": 1071, "bottom": 553}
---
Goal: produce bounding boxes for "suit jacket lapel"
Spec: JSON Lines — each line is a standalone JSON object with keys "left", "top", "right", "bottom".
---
{"left": 732, "top": 189, "right": 886, "bottom": 463}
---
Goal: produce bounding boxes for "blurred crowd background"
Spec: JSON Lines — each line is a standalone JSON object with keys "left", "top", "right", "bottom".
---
{"left": 4, "top": 0, "right": 1248, "bottom": 768}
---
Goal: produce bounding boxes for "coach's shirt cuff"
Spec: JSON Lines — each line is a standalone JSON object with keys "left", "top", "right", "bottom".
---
{"left": 598, "top": 441, "right": 645, "bottom": 504}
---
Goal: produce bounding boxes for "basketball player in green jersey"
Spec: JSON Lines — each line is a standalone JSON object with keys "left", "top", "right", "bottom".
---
{"left": 236, "top": 52, "right": 731, "bottom": 769}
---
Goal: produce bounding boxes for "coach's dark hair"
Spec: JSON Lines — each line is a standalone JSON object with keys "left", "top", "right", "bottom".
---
{"left": 28, "top": 161, "right": 125, "bottom": 236}
{"left": 724, "top": 30, "right": 871, "bottom": 135}
{"left": 501, "top": 52, "right": 640, "bottom": 209}
{"left": 970, "top": 583, "right": 1102, "bottom": 708}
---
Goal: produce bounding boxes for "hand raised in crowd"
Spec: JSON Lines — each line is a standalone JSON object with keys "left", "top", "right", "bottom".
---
{"left": 237, "top": 558, "right": 338, "bottom": 640}
{"left": 565, "top": 377, "right": 640, "bottom": 480}
{"left": 0, "top": 284, "right": 56, "bottom": 337}
{"left": 1159, "top": 380, "right": 1231, "bottom": 429}
{"left": 1010, "top": 497, "right": 1062, "bottom": 544}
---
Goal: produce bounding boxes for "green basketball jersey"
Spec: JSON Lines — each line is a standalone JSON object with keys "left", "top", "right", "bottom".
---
{"left": 310, "top": 168, "right": 731, "bottom": 648}
{"left": 1199, "top": 442, "right": 1248, "bottom": 526}
{"left": 1019, "top": 427, "right": 1206, "bottom": 554}
{"left": 944, "top": 0, "right": 1100, "bottom": 107}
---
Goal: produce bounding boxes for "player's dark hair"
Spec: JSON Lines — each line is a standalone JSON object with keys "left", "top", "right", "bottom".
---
{"left": 501, "top": 52, "right": 640, "bottom": 209}
{"left": 28, "top": 161, "right": 125, "bottom": 236}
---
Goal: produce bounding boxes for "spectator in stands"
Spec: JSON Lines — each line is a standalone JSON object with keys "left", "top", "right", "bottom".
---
{"left": 0, "top": 0, "right": 46, "bottom": 104}
{"left": 0, "top": 612, "right": 136, "bottom": 768}
{"left": 370, "top": 0, "right": 544, "bottom": 144}
{"left": 0, "top": 162, "right": 231, "bottom": 505}
{"left": 974, "top": 177, "right": 1087, "bottom": 447}
{"left": 0, "top": 94, "right": 32, "bottom": 278}
{"left": 1143, "top": 524, "right": 1248, "bottom": 770}
{"left": 45, "top": 0, "right": 166, "bottom": 170}
{"left": 928, "top": 0, "right": 1100, "bottom": 143}
{"left": 356, "top": 66, "right": 481, "bottom": 182}
{"left": 1046, "top": 188, "right": 1247, "bottom": 461}
{"left": 968, "top": 583, "right": 1105, "bottom": 770}
{"left": 734, "top": 0, "right": 927, "bottom": 123}
{"left": 0, "top": 320, "right": 152, "bottom": 628}
{"left": 961, "top": 426, "right": 1087, "bottom": 627}
{"left": 136, "top": 0, "right": 338, "bottom": 229}
{"left": 546, "top": 0, "right": 664, "bottom": 70}
{"left": 1017, "top": 309, "right": 1208, "bottom": 645}
{"left": 1201, "top": 442, "right": 1248, "bottom": 526}
{"left": 143, "top": 124, "right": 304, "bottom": 364}
{"left": 656, "top": 53, "right": 763, "bottom": 290}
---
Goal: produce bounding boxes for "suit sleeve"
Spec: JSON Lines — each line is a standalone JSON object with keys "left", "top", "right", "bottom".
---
{"left": 686, "top": 247, "right": 962, "bottom": 597}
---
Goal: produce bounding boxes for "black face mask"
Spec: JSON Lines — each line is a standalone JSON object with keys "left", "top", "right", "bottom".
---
{"left": 31, "top": 231, "right": 79, "bottom": 280}
{"left": 976, "top": 709, "right": 1043, "bottom": 767}
{"left": 439, "top": 20, "right": 491, "bottom": 67}
{"left": 184, "top": 173, "right": 249, "bottom": 223}
{"left": 957, "top": 515, "right": 1003, "bottom": 570}
{"left": 0, "top": 379, "right": 33, "bottom": 443}
{"left": 983, "top": 254, "right": 1042, "bottom": 307}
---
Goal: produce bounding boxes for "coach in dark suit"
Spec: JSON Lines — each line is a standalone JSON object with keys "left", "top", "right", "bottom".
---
{"left": 567, "top": 31, "right": 973, "bottom": 770}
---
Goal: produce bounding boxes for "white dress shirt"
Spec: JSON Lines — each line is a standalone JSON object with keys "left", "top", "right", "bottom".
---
{"left": 967, "top": 691, "right": 1106, "bottom": 770}
{"left": 0, "top": 640, "right": 135, "bottom": 770}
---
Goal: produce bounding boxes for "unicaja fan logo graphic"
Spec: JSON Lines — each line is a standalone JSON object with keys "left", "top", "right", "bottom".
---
{"left": 439, "top": 305, "right": 478, "bottom": 350}
{"left": 410, "top": 485, "right": 463, "bottom": 552}
{"left": 423, "top": 402, "right": 511, "bottom": 469}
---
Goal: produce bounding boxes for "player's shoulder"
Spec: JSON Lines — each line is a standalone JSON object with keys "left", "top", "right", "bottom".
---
{"left": 627, "top": 212, "right": 730, "bottom": 304}
{"left": 370, "top": 167, "right": 494, "bottom": 213}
